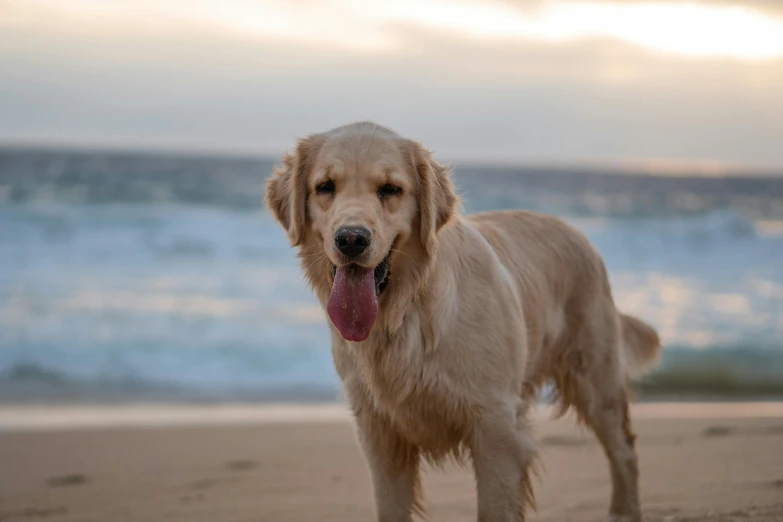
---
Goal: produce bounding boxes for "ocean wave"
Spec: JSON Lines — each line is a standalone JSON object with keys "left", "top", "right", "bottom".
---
{"left": 3, "top": 148, "right": 783, "bottom": 220}
{"left": 5, "top": 345, "right": 783, "bottom": 403}
{"left": 634, "top": 346, "right": 783, "bottom": 399}
{"left": 0, "top": 362, "right": 341, "bottom": 404}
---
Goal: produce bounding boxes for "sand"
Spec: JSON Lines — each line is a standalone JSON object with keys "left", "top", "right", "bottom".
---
{"left": 2, "top": 402, "right": 783, "bottom": 522}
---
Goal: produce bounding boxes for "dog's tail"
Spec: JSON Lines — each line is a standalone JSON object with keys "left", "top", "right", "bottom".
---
{"left": 619, "top": 313, "right": 662, "bottom": 378}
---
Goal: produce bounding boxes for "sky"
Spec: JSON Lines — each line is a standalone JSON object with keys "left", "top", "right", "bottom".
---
{"left": 2, "top": 0, "right": 783, "bottom": 169}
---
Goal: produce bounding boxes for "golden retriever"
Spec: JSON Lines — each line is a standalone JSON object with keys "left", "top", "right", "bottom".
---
{"left": 264, "top": 121, "right": 661, "bottom": 522}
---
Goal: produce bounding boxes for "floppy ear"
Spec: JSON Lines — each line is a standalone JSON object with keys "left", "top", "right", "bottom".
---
{"left": 264, "top": 135, "right": 324, "bottom": 246}
{"left": 407, "top": 141, "right": 458, "bottom": 257}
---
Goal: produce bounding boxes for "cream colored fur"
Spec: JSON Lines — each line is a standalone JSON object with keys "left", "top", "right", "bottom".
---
{"left": 265, "top": 121, "right": 662, "bottom": 522}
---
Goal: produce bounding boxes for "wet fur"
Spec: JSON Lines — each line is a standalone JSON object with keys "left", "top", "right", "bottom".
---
{"left": 265, "top": 121, "right": 662, "bottom": 522}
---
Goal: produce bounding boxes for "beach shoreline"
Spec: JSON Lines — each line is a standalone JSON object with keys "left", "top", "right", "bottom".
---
{"left": 3, "top": 400, "right": 783, "bottom": 432}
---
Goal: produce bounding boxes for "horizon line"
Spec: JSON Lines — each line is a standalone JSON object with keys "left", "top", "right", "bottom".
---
{"left": 1, "top": 139, "right": 782, "bottom": 178}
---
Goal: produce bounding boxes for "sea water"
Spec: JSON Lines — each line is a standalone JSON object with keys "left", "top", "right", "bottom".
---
{"left": 1, "top": 149, "right": 782, "bottom": 402}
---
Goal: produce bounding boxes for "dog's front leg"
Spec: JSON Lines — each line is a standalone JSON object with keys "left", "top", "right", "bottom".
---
{"left": 354, "top": 408, "right": 423, "bottom": 522}
{"left": 471, "top": 406, "right": 536, "bottom": 522}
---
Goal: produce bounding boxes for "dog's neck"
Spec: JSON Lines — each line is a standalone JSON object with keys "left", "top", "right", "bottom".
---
{"left": 377, "top": 242, "right": 435, "bottom": 334}
{"left": 367, "top": 219, "right": 463, "bottom": 348}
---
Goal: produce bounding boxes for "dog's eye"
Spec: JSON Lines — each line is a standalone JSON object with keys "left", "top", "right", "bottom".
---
{"left": 378, "top": 184, "right": 402, "bottom": 200}
{"left": 315, "top": 180, "right": 335, "bottom": 195}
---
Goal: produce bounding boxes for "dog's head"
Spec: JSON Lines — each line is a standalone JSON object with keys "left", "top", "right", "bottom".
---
{"left": 265, "top": 122, "right": 458, "bottom": 342}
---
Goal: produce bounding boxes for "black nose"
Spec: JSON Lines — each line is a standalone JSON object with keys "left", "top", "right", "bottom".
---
{"left": 334, "top": 226, "right": 371, "bottom": 258}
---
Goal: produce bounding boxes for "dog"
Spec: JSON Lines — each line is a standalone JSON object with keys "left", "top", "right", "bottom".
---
{"left": 264, "top": 121, "right": 661, "bottom": 522}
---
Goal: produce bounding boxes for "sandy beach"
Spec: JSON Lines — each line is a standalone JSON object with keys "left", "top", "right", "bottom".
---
{"left": 2, "top": 402, "right": 783, "bottom": 522}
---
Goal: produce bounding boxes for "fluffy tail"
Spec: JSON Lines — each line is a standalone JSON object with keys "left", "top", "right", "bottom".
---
{"left": 619, "top": 314, "right": 662, "bottom": 378}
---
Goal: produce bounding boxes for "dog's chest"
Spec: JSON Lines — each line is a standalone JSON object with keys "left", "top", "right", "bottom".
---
{"left": 349, "top": 340, "right": 469, "bottom": 452}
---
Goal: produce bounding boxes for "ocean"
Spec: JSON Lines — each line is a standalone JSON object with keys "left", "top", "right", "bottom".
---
{"left": 2, "top": 148, "right": 783, "bottom": 403}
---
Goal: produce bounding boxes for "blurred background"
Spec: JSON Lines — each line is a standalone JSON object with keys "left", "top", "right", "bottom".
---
{"left": 2, "top": 0, "right": 783, "bottom": 404}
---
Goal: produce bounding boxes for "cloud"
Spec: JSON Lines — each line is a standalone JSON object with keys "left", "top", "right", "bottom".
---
{"left": 4, "top": 0, "right": 783, "bottom": 59}
{"left": 1, "top": 0, "right": 782, "bottom": 167}
{"left": 562, "top": 0, "right": 783, "bottom": 17}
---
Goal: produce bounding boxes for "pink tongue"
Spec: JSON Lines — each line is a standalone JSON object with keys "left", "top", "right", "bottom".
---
{"left": 327, "top": 265, "right": 378, "bottom": 342}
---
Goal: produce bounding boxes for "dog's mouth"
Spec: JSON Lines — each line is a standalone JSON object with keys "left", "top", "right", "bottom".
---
{"left": 330, "top": 251, "right": 391, "bottom": 295}
{"left": 326, "top": 250, "right": 392, "bottom": 342}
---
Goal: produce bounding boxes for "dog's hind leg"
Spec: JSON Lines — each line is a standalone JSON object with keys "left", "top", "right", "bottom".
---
{"left": 582, "top": 386, "right": 641, "bottom": 522}
{"left": 569, "top": 319, "right": 642, "bottom": 522}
